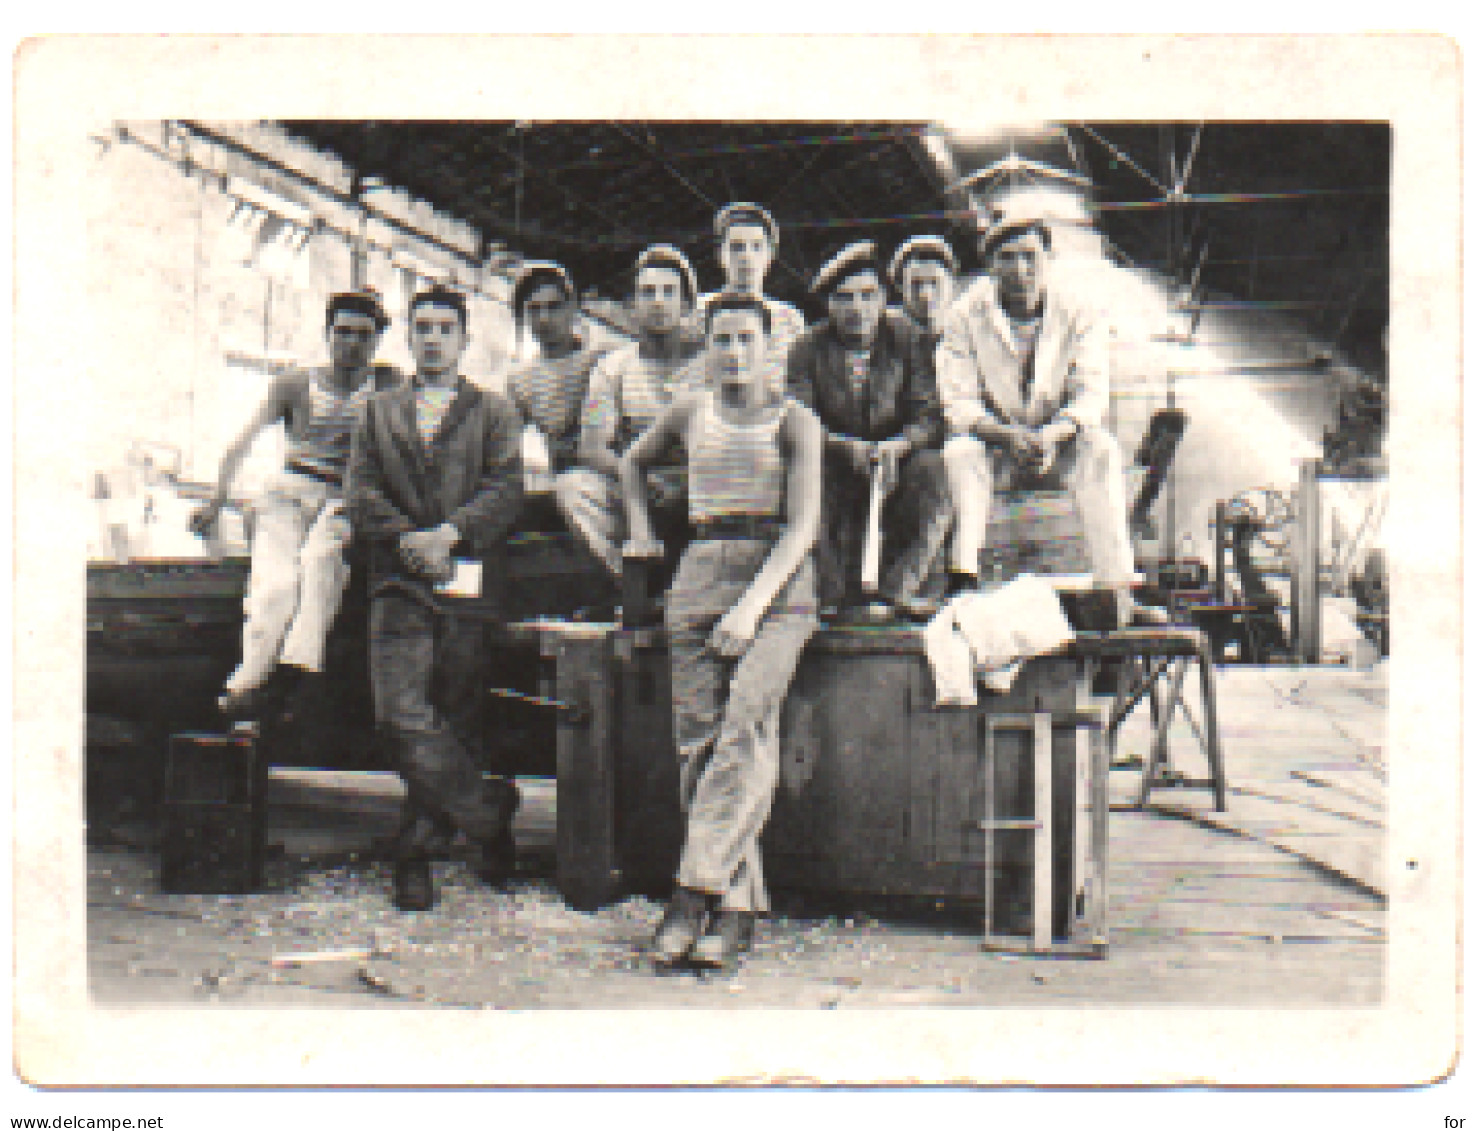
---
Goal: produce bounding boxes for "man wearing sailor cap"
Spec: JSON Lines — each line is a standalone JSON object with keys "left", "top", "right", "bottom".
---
{"left": 192, "top": 288, "right": 401, "bottom": 718}
{"left": 697, "top": 202, "right": 807, "bottom": 380}
{"left": 504, "top": 260, "right": 613, "bottom": 512}
{"left": 935, "top": 213, "right": 1164, "bottom": 625}
{"left": 889, "top": 234, "right": 959, "bottom": 355}
{"left": 786, "top": 240, "right": 953, "bottom": 618}
{"left": 558, "top": 244, "right": 706, "bottom": 577}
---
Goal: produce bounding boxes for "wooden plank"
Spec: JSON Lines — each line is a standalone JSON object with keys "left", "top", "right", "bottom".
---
{"left": 1152, "top": 791, "right": 1386, "bottom": 896}
{"left": 611, "top": 635, "right": 683, "bottom": 894}
{"left": 905, "top": 662, "right": 938, "bottom": 866}
{"left": 1231, "top": 780, "right": 1383, "bottom": 829}
{"left": 1289, "top": 766, "right": 1386, "bottom": 812}
{"left": 1089, "top": 725, "right": 1111, "bottom": 942}
{"left": 1032, "top": 711, "right": 1053, "bottom": 951}
{"left": 553, "top": 631, "right": 624, "bottom": 910}
{"left": 766, "top": 651, "right": 916, "bottom": 879}
{"left": 983, "top": 713, "right": 997, "bottom": 938}
{"left": 1145, "top": 899, "right": 1381, "bottom": 942}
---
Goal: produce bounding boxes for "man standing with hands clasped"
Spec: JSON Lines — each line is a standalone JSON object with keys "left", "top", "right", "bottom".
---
{"left": 347, "top": 285, "right": 525, "bottom": 913}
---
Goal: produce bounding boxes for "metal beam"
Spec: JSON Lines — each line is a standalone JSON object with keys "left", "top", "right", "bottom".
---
{"left": 544, "top": 125, "right": 928, "bottom": 171}
{"left": 610, "top": 123, "right": 717, "bottom": 210}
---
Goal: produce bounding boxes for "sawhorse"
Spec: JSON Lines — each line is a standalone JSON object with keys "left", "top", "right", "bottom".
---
{"left": 1069, "top": 628, "right": 1228, "bottom": 811}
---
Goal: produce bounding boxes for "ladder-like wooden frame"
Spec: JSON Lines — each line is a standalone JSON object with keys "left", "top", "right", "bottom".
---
{"left": 976, "top": 708, "right": 1109, "bottom": 958}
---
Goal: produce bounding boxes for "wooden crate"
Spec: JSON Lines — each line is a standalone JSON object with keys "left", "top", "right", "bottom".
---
{"left": 86, "top": 559, "right": 251, "bottom": 734}
{"left": 159, "top": 730, "right": 269, "bottom": 894}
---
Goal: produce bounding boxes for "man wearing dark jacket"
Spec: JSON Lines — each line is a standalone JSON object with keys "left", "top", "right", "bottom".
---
{"left": 786, "top": 241, "right": 953, "bottom": 617}
{"left": 347, "top": 286, "right": 524, "bottom": 912}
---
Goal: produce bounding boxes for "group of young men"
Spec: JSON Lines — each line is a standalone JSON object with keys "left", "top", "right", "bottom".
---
{"left": 509, "top": 202, "right": 1148, "bottom": 625}
{"left": 194, "top": 197, "right": 1157, "bottom": 935}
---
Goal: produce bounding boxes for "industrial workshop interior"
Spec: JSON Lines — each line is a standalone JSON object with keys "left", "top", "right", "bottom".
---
{"left": 85, "top": 120, "right": 1388, "bottom": 1009}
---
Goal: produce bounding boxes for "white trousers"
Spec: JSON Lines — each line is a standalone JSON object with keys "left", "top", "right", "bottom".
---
{"left": 552, "top": 468, "right": 626, "bottom": 576}
{"left": 942, "top": 427, "right": 1135, "bottom": 590}
{"left": 226, "top": 471, "right": 351, "bottom": 694}
{"left": 553, "top": 465, "right": 687, "bottom": 577}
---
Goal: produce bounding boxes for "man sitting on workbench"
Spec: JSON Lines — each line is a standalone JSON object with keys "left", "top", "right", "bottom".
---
{"left": 786, "top": 240, "right": 953, "bottom": 620}
{"left": 191, "top": 289, "right": 401, "bottom": 719}
{"left": 555, "top": 244, "right": 706, "bottom": 581}
{"left": 504, "top": 259, "right": 613, "bottom": 524}
{"left": 935, "top": 211, "right": 1166, "bottom": 627}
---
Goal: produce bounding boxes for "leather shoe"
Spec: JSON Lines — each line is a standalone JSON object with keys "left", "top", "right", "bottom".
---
{"left": 217, "top": 684, "right": 272, "bottom": 722}
{"left": 688, "top": 909, "right": 756, "bottom": 970}
{"left": 830, "top": 601, "right": 896, "bottom": 627}
{"left": 1128, "top": 602, "right": 1172, "bottom": 627}
{"left": 889, "top": 594, "right": 942, "bottom": 622}
{"left": 477, "top": 779, "right": 521, "bottom": 886}
{"left": 477, "top": 826, "right": 518, "bottom": 888}
{"left": 650, "top": 885, "right": 713, "bottom": 967}
{"left": 269, "top": 664, "right": 312, "bottom": 724}
{"left": 1116, "top": 590, "right": 1171, "bottom": 629}
{"left": 393, "top": 857, "right": 436, "bottom": 913}
{"left": 946, "top": 570, "right": 979, "bottom": 598}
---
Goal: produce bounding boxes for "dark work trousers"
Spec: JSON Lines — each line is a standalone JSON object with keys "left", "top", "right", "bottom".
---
{"left": 369, "top": 591, "right": 511, "bottom": 858}
{"left": 816, "top": 447, "right": 954, "bottom": 610}
{"left": 666, "top": 540, "right": 819, "bottom": 913}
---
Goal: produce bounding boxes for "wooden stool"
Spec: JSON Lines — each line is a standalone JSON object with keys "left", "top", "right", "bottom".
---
{"left": 1068, "top": 628, "right": 1228, "bottom": 811}
{"left": 159, "top": 727, "right": 269, "bottom": 893}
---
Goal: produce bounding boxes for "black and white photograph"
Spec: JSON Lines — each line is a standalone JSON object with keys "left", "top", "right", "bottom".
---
{"left": 10, "top": 33, "right": 1462, "bottom": 1105}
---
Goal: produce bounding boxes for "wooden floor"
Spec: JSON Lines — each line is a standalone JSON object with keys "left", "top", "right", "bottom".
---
{"left": 87, "top": 664, "right": 1387, "bottom": 1009}
{"left": 1124, "top": 662, "right": 1387, "bottom": 895}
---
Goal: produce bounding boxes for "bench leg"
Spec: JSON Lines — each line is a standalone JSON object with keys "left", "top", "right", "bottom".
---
{"left": 1105, "top": 659, "right": 1134, "bottom": 768}
{"left": 1196, "top": 643, "right": 1229, "bottom": 811}
{"left": 1110, "top": 657, "right": 1171, "bottom": 769}
{"left": 1138, "top": 659, "right": 1189, "bottom": 808}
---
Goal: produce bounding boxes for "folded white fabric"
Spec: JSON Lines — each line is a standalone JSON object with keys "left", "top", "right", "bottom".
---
{"left": 921, "top": 610, "right": 978, "bottom": 706}
{"left": 922, "top": 574, "right": 1075, "bottom": 706}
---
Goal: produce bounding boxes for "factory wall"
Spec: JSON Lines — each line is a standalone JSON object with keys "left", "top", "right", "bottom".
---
{"left": 85, "top": 121, "right": 516, "bottom": 500}
{"left": 1053, "top": 249, "right": 1349, "bottom": 563}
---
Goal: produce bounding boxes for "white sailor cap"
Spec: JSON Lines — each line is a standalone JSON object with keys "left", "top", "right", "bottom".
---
{"left": 811, "top": 240, "right": 882, "bottom": 298}
{"left": 888, "top": 235, "right": 959, "bottom": 284}
{"left": 976, "top": 209, "right": 1053, "bottom": 260}
{"left": 713, "top": 201, "right": 780, "bottom": 248}
{"left": 511, "top": 260, "right": 576, "bottom": 315}
{"left": 634, "top": 243, "right": 699, "bottom": 304}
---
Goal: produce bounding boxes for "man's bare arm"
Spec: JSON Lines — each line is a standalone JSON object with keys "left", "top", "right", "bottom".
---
{"left": 189, "top": 373, "right": 298, "bottom": 533}
{"left": 618, "top": 393, "right": 695, "bottom": 553}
